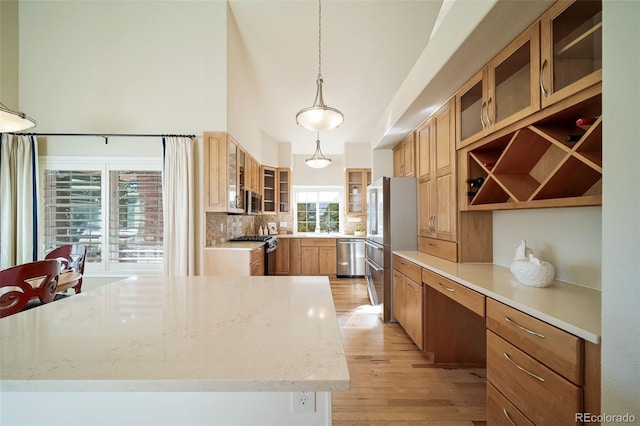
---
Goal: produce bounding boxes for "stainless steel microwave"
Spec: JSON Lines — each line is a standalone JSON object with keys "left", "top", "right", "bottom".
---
{"left": 246, "top": 190, "right": 262, "bottom": 215}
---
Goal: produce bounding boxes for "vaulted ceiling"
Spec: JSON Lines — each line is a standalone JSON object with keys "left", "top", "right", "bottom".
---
{"left": 228, "top": 0, "right": 443, "bottom": 155}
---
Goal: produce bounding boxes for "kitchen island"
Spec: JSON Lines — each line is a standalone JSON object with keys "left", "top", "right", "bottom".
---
{"left": 0, "top": 275, "right": 350, "bottom": 426}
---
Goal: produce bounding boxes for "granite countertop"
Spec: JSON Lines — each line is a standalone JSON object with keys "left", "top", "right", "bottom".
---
{"left": 394, "top": 251, "right": 601, "bottom": 344}
{"left": 0, "top": 275, "right": 350, "bottom": 392}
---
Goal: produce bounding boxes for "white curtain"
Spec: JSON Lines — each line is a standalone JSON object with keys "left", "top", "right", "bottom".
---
{"left": 0, "top": 134, "right": 39, "bottom": 269}
{"left": 162, "top": 136, "right": 196, "bottom": 276}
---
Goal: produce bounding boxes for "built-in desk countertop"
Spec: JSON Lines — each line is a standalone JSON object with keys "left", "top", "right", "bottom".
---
{"left": 0, "top": 275, "right": 350, "bottom": 393}
{"left": 394, "top": 251, "right": 601, "bottom": 344}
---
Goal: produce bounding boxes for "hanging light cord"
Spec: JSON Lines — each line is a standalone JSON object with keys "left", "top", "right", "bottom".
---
{"left": 317, "top": 0, "right": 322, "bottom": 77}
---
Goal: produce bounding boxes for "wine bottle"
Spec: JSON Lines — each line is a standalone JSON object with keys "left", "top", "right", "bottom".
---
{"left": 482, "top": 161, "right": 494, "bottom": 169}
{"left": 466, "top": 191, "right": 477, "bottom": 197}
{"left": 466, "top": 177, "right": 485, "bottom": 188}
{"left": 565, "top": 134, "right": 583, "bottom": 142}
{"left": 575, "top": 117, "right": 597, "bottom": 126}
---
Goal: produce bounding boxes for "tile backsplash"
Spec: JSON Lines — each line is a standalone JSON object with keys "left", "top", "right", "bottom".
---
{"left": 205, "top": 212, "right": 294, "bottom": 246}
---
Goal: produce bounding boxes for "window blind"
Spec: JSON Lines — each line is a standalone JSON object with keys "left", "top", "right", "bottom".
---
{"left": 43, "top": 170, "right": 103, "bottom": 262}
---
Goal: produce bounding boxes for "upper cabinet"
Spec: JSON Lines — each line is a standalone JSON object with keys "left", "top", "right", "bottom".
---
{"left": 345, "top": 168, "right": 371, "bottom": 214}
{"left": 457, "top": 0, "right": 602, "bottom": 212}
{"left": 539, "top": 0, "right": 602, "bottom": 107}
{"left": 278, "top": 168, "right": 291, "bottom": 213}
{"left": 393, "top": 133, "right": 415, "bottom": 177}
{"left": 262, "top": 166, "right": 277, "bottom": 214}
{"left": 456, "top": 23, "right": 541, "bottom": 149}
{"left": 457, "top": 0, "right": 602, "bottom": 150}
{"left": 262, "top": 166, "right": 291, "bottom": 214}
{"left": 203, "top": 132, "right": 244, "bottom": 213}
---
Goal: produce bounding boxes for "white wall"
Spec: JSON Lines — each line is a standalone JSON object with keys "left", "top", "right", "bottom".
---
{"left": 343, "top": 143, "right": 372, "bottom": 169}
{"left": 601, "top": 0, "right": 640, "bottom": 418}
{"left": 0, "top": 0, "right": 19, "bottom": 108}
{"left": 493, "top": 207, "right": 602, "bottom": 289}
{"left": 227, "top": 3, "right": 263, "bottom": 159}
{"left": 19, "top": 1, "right": 227, "bottom": 137}
{"left": 292, "top": 154, "right": 344, "bottom": 186}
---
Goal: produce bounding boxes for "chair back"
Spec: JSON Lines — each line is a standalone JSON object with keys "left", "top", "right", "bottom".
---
{"left": 44, "top": 244, "right": 87, "bottom": 293}
{"left": 0, "top": 259, "right": 61, "bottom": 318}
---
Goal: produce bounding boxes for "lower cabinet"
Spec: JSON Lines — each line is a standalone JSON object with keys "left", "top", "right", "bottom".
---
{"left": 272, "top": 238, "right": 290, "bottom": 275}
{"left": 289, "top": 238, "right": 337, "bottom": 276}
{"left": 250, "top": 245, "right": 264, "bottom": 276}
{"left": 486, "top": 298, "right": 600, "bottom": 425}
{"left": 202, "top": 245, "right": 264, "bottom": 276}
{"left": 392, "top": 255, "right": 423, "bottom": 350}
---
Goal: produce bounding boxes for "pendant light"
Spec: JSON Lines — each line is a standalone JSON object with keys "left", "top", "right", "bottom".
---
{"left": 306, "top": 133, "right": 332, "bottom": 169}
{"left": 296, "top": 0, "right": 344, "bottom": 132}
{"left": 0, "top": 102, "right": 36, "bottom": 133}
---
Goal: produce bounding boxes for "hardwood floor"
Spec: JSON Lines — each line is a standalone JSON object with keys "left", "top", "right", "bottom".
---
{"left": 330, "top": 278, "right": 487, "bottom": 426}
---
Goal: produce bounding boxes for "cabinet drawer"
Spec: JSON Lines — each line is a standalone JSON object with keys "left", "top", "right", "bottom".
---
{"left": 418, "top": 236, "right": 457, "bottom": 262}
{"left": 393, "top": 255, "right": 421, "bottom": 283}
{"left": 250, "top": 245, "right": 265, "bottom": 263}
{"left": 487, "top": 298, "right": 583, "bottom": 385}
{"left": 487, "top": 331, "right": 582, "bottom": 425}
{"left": 422, "top": 268, "right": 485, "bottom": 317}
{"left": 487, "top": 383, "right": 534, "bottom": 426}
{"left": 300, "top": 238, "right": 336, "bottom": 247}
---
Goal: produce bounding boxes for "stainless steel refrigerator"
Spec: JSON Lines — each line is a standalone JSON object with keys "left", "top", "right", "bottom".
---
{"left": 365, "top": 177, "right": 417, "bottom": 322}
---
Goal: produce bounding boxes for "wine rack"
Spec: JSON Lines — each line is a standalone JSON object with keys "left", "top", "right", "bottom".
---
{"left": 461, "top": 92, "right": 602, "bottom": 210}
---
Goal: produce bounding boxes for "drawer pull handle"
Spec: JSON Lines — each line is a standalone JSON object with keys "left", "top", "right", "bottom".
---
{"left": 502, "top": 408, "right": 516, "bottom": 426}
{"left": 503, "top": 352, "right": 545, "bottom": 382}
{"left": 438, "top": 282, "right": 454, "bottom": 292}
{"left": 504, "top": 316, "right": 545, "bottom": 338}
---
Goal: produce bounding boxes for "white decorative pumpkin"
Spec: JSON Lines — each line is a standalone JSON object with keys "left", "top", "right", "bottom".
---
{"left": 510, "top": 240, "right": 555, "bottom": 288}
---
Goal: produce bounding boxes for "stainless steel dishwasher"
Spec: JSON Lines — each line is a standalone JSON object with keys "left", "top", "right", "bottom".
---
{"left": 336, "top": 238, "right": 365, "bottom": 277}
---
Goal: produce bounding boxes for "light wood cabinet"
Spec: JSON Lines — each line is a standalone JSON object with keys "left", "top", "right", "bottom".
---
{"left": 263, "top": 167, "right": 291, "bottom": 214}
{"left": 416, "top": 99, "right": 493, "bottom": 263}
{"left": 292, "top": 238, "right": 336, "bottom": 276}
{"left": 278, "top": 169, "right": 291, "bottom": 213}
{"left": 456, "top": 23, "right": 541, "bottom": 149}
{"left": 345, "top": 168, "right": 371, "bottom": 214}
{"left": 203, "top": 132, "right": 244, "bottom": 213}
{"left": 202, "top": 245, "right": 264, "bottom": 276}
{"left": 460, "top": 88, "right": 602, "bottom": 210}
{"left": 486, "top": 298, "right": 600, "bottom": 425}
{"left": 417, "top": 99, "right": 456, "bottom": 242}
{"left": 393, "top": 133, "right": 415, "bottom": 177}
{"left": 392, "top": 256, "right": 423, "bottom": 350}
{"left": 250, "top": 245, "right": 265, "bottom": 276}
{"left": 262, "top": 166, "right": 277, "bottom": 214}
{"left": 289, "top": 238, "right": 301, "bottom": 275}
{"left": 272, "top": 238, "right": 290, "bottom": 275}
{"left": 540, "top": 0, "right": 602, "bottom": 108}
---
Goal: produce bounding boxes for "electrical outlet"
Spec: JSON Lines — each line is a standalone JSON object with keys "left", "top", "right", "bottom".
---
{"left": 291, "top": 391, "right": 315, "bottom": 413}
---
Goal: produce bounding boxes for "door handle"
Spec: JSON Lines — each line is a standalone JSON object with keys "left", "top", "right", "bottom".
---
{"left": 365, "top": 258, "right": 383, "bottom": 272}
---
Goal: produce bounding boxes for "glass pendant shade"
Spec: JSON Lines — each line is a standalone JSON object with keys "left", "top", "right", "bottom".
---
{"left": 296, "top": 75, "right": 344, "bottom": 132}
{"left": 0, "top": 103, "right": 36, "bottom": 132}
{"left": 306, "top": 135, "right": 332, "bottom": 169}
{"left": 296, "top": 0, "right": 343, "bottom": 132}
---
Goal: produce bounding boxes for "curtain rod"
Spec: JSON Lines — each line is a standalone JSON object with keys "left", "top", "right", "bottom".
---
{"left": 10, "top": 132, "right": 197, "bottom": 144}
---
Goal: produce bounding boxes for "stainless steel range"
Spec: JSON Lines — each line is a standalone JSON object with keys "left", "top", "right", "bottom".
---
{"left": 229, "top": 235, "right": 278, "bottom": 275}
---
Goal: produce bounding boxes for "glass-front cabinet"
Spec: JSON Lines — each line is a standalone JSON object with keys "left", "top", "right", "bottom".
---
{"left": 262, "top": 166, "right": 276, "bottom": 213}
{"left": 345, "top": 168, "right": 371, "bottom": 214}
{"left": 456, "top": 23, "right": 540, "bottom": 149}
{"left": 278, "top": 169, "right": 290, "bottom": 213}
{"left": 540, "top": 0, "right": 602, "bottom": 107}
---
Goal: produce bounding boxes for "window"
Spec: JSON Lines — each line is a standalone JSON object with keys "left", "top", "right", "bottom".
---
{"left": 41, "top": 157, "right": 163, "bottom": 273}
{"left": 294, "top": 187, "right": 342, "bottom": 232}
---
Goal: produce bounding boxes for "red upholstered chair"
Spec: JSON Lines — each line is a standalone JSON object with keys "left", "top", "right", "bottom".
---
{"left": 0, "top": 259, "right": 61, "bottom": 318}
{"left": 44, "top": 244, "right": 87, "bottom": 294}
